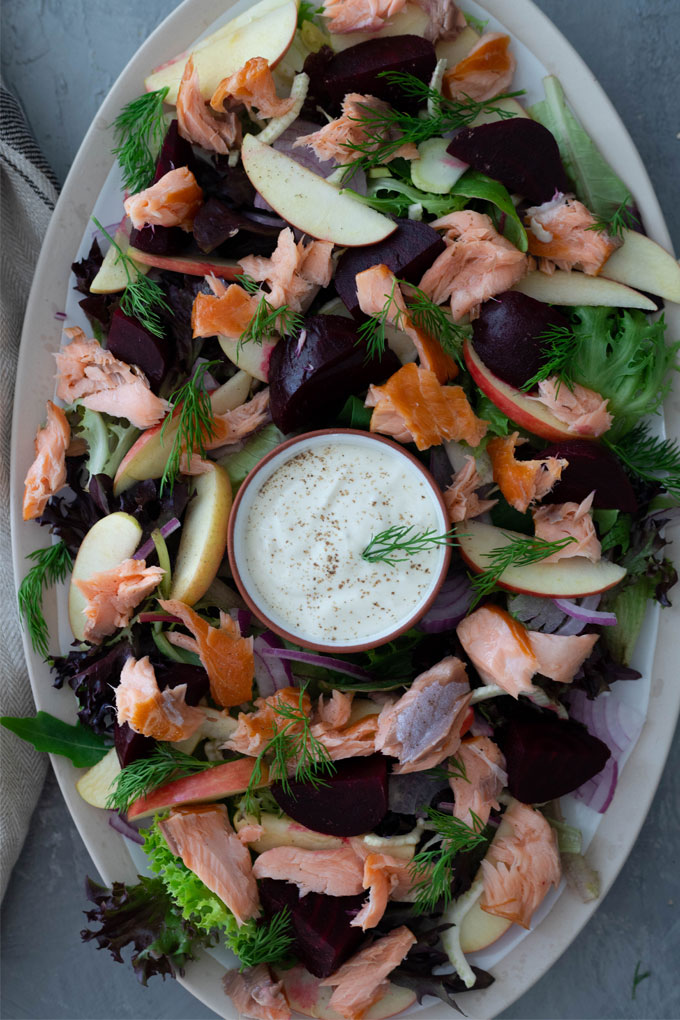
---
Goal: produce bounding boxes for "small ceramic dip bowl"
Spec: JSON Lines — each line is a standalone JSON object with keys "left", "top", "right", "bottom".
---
{"left": 227, "top": 429, "right": 451, "bottom": 653}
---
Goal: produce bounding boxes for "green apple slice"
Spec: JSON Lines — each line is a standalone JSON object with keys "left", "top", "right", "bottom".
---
{"left": 127, "top": 246, "right": 241, "bottom": 279}
{"left": 512, "top": 269, "right": 657, "bottom": 310}
{"left": 90, "top": 228, "right": 148, "bottom": 294}
{"left": 601, "top": 229, "right": 680, "bottom": 303}
{"left": 169, "top": 464, "right": 232, "bottom": 606}
{"left": 76, "top": 747, "right": 122, "bottom": 808}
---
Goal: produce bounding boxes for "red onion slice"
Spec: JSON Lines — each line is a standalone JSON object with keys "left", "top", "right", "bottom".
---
{"left": 554, "top": 594, "right": 601, "bottom": 636}
{"left": 108, "top": 811, "right": 144, "bottom": 844}
{"left": 133, "top": 517, "right": 181, "bottom": 560}
{"left": 553, "top": 598, "right": 617, "bottom": 626}
{"left": 253, "top": 632, "right": 294, "bottom": 697}
{"left": 259, "top": 646, "right": 372, "bottom": 681}
{"left": 418, "top": 573, "right": 472, "bottom": 633}
{"left": 568, "top": 689, "right": 644, "bottom": 812}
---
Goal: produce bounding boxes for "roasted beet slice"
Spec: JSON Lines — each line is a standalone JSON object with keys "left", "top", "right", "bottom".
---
{"left": 496, "top": 713, "right": 611, "bottom": 803}
{"left": 128, "top": 223, "right": 188, "bottom": 256}
{"left": 152, "top": 119, "right": 198, "bottom": 182}
{"left": 106, "top": 307, "right": 169, "bottom": 390}
{"left": 335, "top": 219, "right": 445, "bottom": 319}
{"left": 193, "top": 197, "right": 282, "bottom": 253}
{"left": 317, "top": 36, "right": 436, "bottom": 114}
{"left": 269, "top": 315, "right": 399, "bottom": 433}
{"left": 447, "top": 120, "right": 570, "bottom": 204}
{"left": 113, "top": 722, "right": 155, "bottom": 768}
{"left": 472, "top": 291, "right": 570, "bottom": 388}
{"left": 539, "top": 439, "right": 638, "bottom": 512}
{"left": 272, "top": 755, "right": 389, "bottom": 836}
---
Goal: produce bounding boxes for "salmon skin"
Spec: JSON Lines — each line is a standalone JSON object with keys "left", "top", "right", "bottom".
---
{"left": 23, "top": 400, "right": 70, "bottom": 521}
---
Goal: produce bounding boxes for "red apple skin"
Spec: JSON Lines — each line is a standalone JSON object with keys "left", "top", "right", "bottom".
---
{"left": 128, "top": 246, "right": 242, "bottom": 279}
{"left": 128, "top": 758, "right": 268, "bottom": 820}
{"left": 463, "top": 340, "right": 598, "bottom": 443}
{"left": 458, "top": 545, "right": 624, "bottom": 599}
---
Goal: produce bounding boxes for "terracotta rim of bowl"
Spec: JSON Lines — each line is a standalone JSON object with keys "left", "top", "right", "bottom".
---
{"left": 227, "top": 428, "right": 452, "bottom": 653}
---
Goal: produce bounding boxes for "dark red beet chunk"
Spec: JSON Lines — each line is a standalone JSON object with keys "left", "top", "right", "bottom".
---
{"left": 272, "top": 755, "right": 389, "bottom": 836}
{"left": 269, "top": 315, "right": 399, "bottom": 433}
{"left": 335, "top": 219, "right": 445, "bottom": 319}
{"left": 106, "top": 307, "right": 169, "bottom": 390}
{"left": 472, "top": 291, "right": 570, "bottom": 388}
{"left": 259, "top": 879, "right": 365, "bottom": 978}
{"left": 193, "top": 197, "right": 282, "bottom": 253}
{"left": 539, "top": 439, "right": 638, "bottom": 512}
{"left": 496, "top": 713, "right": 611, "bottom": 803}
{"left": 317, "top": 36, "right": 436, "bottom": 114}
{"left": 129, "top": 223, "right": 188, "bottom": 256}
{"left": 447, "top": 120, "right": 570, "bottom": 204}
{"left": 152, "top": 119, "right": 198, "bottom": 182}
{"left": 113, "top": 723, "right": 155, "bottom": 768}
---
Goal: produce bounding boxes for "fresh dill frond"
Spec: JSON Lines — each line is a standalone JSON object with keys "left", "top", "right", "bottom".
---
{"left": 159, "top": 360, "right": 221, "bottom": 495}
{"left": 404, "top": 282, "right": 471, "bottom": 362}
{"left": 238, "top": 273, "right": 262, "bottom": 295}
{"left": 230, "top": 909, "right": 294, "bottom": 970}
{"left": 238, "top": 296, "right": 304, "bottom": 353}
{"left": 92, "top": 218, "right": 170, "bottom": 337}
{"left": 17, "top": 542, "right": 73, "bottom": 658}
{"left": 588, "top": 191, "right": 636, "bottom": 239}
{"left": 106, "top": 744, "right": 215, "bottom": 813}
{"left": 112, "top": 87, "right": 169, "bottom": 194}
{"left": 520, "top": 324, "right": 581, "bottom": 393}
{"left": 426, "top": 755, "right": 469, "bottom": 784}
{"left": 469, "top": 534, "right": 578, "bottom": 607}
{"left": 631, "top": 960, "right": 651, "bottom": 1000}
{"left": 356, "top": 277, "right": 402, "bottom": 359}
{"left": 409, "top": 807, "right": 487, "bottom": 912}
{"left": 362, "top": 524, "right": 457, "bottom": 567}
{"left": 607, "top": 423, "right": 680, "bottom": 502}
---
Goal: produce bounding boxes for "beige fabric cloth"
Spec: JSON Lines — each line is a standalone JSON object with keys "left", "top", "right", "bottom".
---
{"left": 0, "top": 83, "right": 59, "bottom": 900}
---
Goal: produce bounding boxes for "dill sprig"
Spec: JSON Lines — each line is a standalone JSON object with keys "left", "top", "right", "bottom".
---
{"left": 520, "top": 324, "right": 581, "bottom": 393}
{"left": 409, "top": 807, "right": 487, "bottom": 913}
{"left": 362, "top": 524, "right": 457, "bottom": 567}
{"left": 236, "top": 273, "right": 304, "bottom": 353}
{"left": 358, "top": 278, "right": 469, "bottom": 362}
{"left": 17, "top": 542, "right": 73, "bottom": 658}
{"left": 631, "top": 960, "right": 651, "bottom": 1000}
{"left": 92, "top": 218, "right": 170, "bottom": 337}
{"left": 607, "top": 423, "right": 680, "bottom": 502}
{"left": 588, "top": 191, "right": 637, "bottom": 239}
{"left": 356, "top": 277, "right": 403, "bottom": 359}
{"left": 106, "top": 743, "right": 215, "bottom": 813}
{"left": 159, "top": 360, "right": 221, "bottom": 495}
{"left": 426, "top": 755, "right": 468, "bottom": 784}
{"left": 469, "top": 534, "right": 578, "bottom": 607}
{"left": 243, "top": 685, "right": 336, "bottom": 815}
{"left": 232, "top": 909, "right": 294, "bottom": 970}
{"left": 112, "top": 87, "right": 169, "bottom": 194}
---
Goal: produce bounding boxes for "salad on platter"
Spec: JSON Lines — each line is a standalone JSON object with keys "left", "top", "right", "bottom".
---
{"left": 5, "top": 0, "right": 680, "bottom": 1017}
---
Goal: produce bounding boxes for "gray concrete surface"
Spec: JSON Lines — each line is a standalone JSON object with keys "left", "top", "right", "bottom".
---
{"left": 2, "top": 1, "right": 680, "bottom": 1018}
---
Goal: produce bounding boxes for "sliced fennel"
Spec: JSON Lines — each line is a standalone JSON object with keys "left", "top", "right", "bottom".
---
{"left": 441, "top": 877, "right": 485, "bottom": 989}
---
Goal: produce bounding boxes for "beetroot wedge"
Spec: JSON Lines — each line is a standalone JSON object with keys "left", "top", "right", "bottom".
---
{"left": 472, "top": 291, "right": 569, "bottom": 388}
{"left": 106, "top": 307, "right": 169, "bottom": 390}
{"left": 539, "top": 439, "right": 638, "bottom": 512}
{"left": 316, "top": 36, "right": 436, "bottom": 114}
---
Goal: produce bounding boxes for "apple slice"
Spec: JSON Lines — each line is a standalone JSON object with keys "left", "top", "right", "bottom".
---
{"left": 68, "top": 512, "right": 143, "bottom": 640}
{"left": 235, "top": 812, "right": 345, "bottom": 853}
{"left": 76, "top": 748, "right": 122, "bottom": 809}
{"left": 128, "top": 757, "right": 268, "bottom": 820}
{"left": 90, "top": 228, "right": 148, "bottom": 294}
{"left": 456, "top": 520, "right": 627, "bottom": 597}
{"left": 459, "top": 895, "right": 513, "bottom": 952}
{"left": 218, "top": 335, "right": 278, "bottom": 383}
{"left": 600, "top": 229, "right": 680, "bottom": 303}
{"left": 127, "top": 246, "right": 241, "bottom": 280}
{"left": 463, "top": 339, "right": 584, "bottom": 442}
{"left": 209, "top": 370, "right": 252, "bottom": 414}
{"left": 469, "top": 96, "right": 530, "bottom": 128}
{"left": 279, "top": 965, "right": 417, "bottom": 1020}
{"left": 511, "top": 269, "right": 657, "bottom": 310}
{"left": 329, "top": 2, "right": 430, "bottom": 51}
{"left": 241, "top": 134, "right": 397, "bottom": 247}
{"left": 169, "top": 464, "right": 232, "bottom": 605}
{"left": 144, "top": 0, "right": 298, "bottom": 104}
{"left": 436, "top": 24, "right": 480, "bottom": 66}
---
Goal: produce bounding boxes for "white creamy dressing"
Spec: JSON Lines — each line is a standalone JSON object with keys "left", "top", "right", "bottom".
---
{"left": 235, "top": 437, "right": 447, "bottom": 646}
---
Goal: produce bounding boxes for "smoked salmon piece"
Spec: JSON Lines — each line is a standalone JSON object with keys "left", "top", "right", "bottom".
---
{"left": 177, "top": 57, "right": 241, "bottom": 154}
{"left": 294, "top": 93, "right": 418, "bottom": 166}
{"left": 532, "top": 378, "right": 613, "bottom": 437}
{"left": 350, "top": 852, "right": 417, "bottom": 931}
{"left": 532, "top": 492, "right": 601, "bottom": 562}
{"left": 528, "top": 631, "right": 599, "bottom": 685}
{"left": 444, "top": 455, "right": 497, "bottom": 523}
{"left": 322, "top": 0, "right": 408, "bottom": 34}
{"left": 375, "top": 656, "right": 472, "bottom": 773}
{"left": 487, "top": 432, "right": 567, "bottom": 513}
{"left": 356, "top": 264, "right": 459, "bottom": 383}
{"left": 252, "top": 846, "right": 365, "bottom": 897}
{"left": 159, "top": 599, "right": 254, "bottom": 708}
{"left": 525, "top": 193, "right": 620, "bottom": 275}
{"left": 192, "top": 284, "right": 259, "bottom": 339}
{"left": 239, "top": 229, "right": 334, "bottom": 313}
{"left": 115, "top": 655, "right": 205, "bottom": 741}
{"left": 450, "top": 735, "right": 507, "bottom": 829}
{"left": 123, "top": 166, "right": 203, "bottom": 231}
{"left": 480, "top": 799, "right": 561, "bottom": 929}
{"left": 419, "top": 210, "right": 528, "bottom": 321}
{"left": 320, "top": 926, "right": 416, "bottom": 1020}
{"left": 75, "top": 558, "right": 164, "bottom": 644}
{"left": 443, "top": 32, "right": 516, "bottom": 103}
{"left": 365, "top": 362, "right": 488, "bottom": 451}
{"left": 23, "top": 400, "right": 70, "bottom": 521}
{"left": 160, "top": 804, "right": 260, "bottom": 925}
{"left": 226, "top": 687, "right": 310, "bottom": 757}
{"left": 223, "top": 965, "right": 291, "bottom": 1020}
{"left": 211, "top": 57, "right": 295, "bottom": 120}
{"left": 210, "top": 389, "right": 271, "bottom": 447}
{"left": 56, "top": 328, "right": 170, "bottom": 429}
{"left": 312, "top": 714, "right": 379, "bottom": 761}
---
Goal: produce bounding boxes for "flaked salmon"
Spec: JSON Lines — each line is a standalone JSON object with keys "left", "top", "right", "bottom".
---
{"left": 320, "top": 926, "right": 416, "bottom": 1020}
{"left": 252, "top": 846, "right": 365, "bottom": 897}
{"left": 210, "top": 389, "right": 271, "bottom": 447}
{"left": 525, "top": 630, "right": 599, "bottom": 684}
{"left": 115, "top": 655, "right": 205, "bottom": 741}
{"left": 56, "top": 329, "right": 170, "bottom": 429}
{"left": 239, "top": 229, "right": 334, "bottom": 313}
{"left": 160, "top": 804, "right": 260, "bottom": 925}
{"left": 350, "top": 852, "right": 417, "bottom": 931}
{"left": 192, "top": 284, "right": 259, "bottom": 339}
{"left": 75, "top": 558, "right": 164, "bottom": 644}
{"left": 532, "top": 378, "right": 613, "bottom": 437}
{"left": 443, "top": 32, "right": 517, "bottom": 103}
{"left": 480, "top": 799, "right": 561, "bottom": 929}
{"left": 123, "top": 166, "right": 203, "bottom": 231}
{"left": 318, "top": 690, "right": 353, "bottom": 729}
{"left": 365, "top": 362, "right": 488, "bottom": 451}
{"left": 417, "top": 0, "right": 467, "bottom": 43}
{"left": 177, "top": 57, "right": 241, "bottom": 154}
{"left": 487, "top": 432, "right": 567, "bottom": 513}
{"left": 211, "top": 57, "right": 295, "bottom": 120}
{"left": 223, "top": 965, "right": 291, "bottom": 1020}
{"left": 311, "top": 693, "right": 380, "bottom": 761}
{"left": 525, "top": 193, "right": 620, "bottom": 276}
{"left": 226, "top": 687, "right": 310, "bottom": 757}
{"left": 356, "top": 264, "right": 459, "bottom": 383}
{"left": 450, "top": 735, "right": 507, "bottom": 828}
{"left": 375, "top": 656, "right": 472, "bottom": 773}
{"left": 419, "top": 210, "right": 528, "bottom": 321}
{"left": 322, "top": 0, "right": 408, "bottom": 34}
{"left": 23, "top": 401, "right": 70, "bottom": 521}
{"left": 532, "top": 492, "right": 601, "bottom": 562}
{"left": 294, "top": 93, "right": 418, "bottom": 166}
{"left": 444, "top": 455, "right": 497, "bottom": 523}
{"left": 159, "top": 599, "right": 254, "bottom": 707}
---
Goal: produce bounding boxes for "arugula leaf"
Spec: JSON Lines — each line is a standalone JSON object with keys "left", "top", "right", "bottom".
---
{"left": 450, "top": 169, "right": 528, "bottom": 251}
{"left": 336, "top": 395, "right": 373, "bottom": 430}
{"left": 0, "top": 711, "right": 109, "bottom": 767}
{"left": 344, "top": 177, "right": 465, "bottom": 218}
